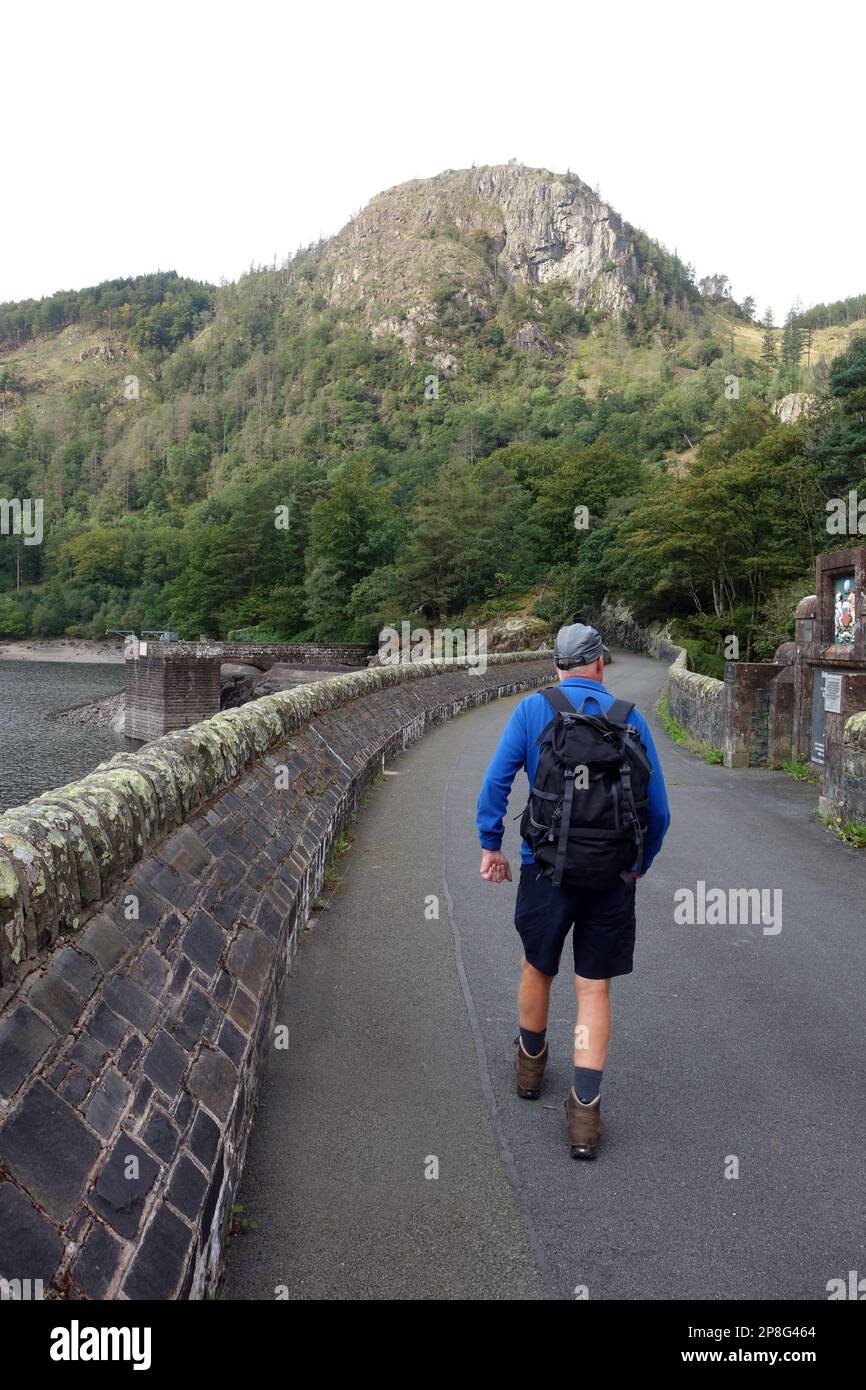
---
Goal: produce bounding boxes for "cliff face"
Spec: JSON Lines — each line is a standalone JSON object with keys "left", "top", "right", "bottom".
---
{"left": 314, "top": 164, "right": 655, "bottom": 359}
{"left": 772, "top": 391, "right": 817, "bottom": 423}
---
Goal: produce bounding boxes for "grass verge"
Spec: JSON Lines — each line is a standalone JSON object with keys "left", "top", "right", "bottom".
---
{"left": 819, "top": 814, "right": 866, "bottom": 847}
{"left": 657, "top": 688, "right": 723, "bottom": 765}
{"left": 779, "top": 757, "right": 820, "bottom": 784}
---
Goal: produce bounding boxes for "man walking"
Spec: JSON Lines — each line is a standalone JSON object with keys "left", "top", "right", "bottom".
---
{"left": 476, "top": 623, "right": 670, "bottom": 1159}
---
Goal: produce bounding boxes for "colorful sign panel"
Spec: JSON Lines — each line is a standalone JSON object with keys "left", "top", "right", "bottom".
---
{"left": 833, "top": 574, "right": 856, "bottom": 644}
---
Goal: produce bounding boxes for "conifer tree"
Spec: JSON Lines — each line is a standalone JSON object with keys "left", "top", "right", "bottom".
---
{"left": 781, "top": 304, "right": 805, "bottom": 369}
{"left": 759, "top": 308, "right": 778, "bottom": 377}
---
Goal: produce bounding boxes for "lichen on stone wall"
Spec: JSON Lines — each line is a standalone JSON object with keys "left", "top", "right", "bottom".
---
{"left": 843, "top": 710, "right": 866, "bottom": 749}
{"left": 668, "top": 664, "right": 723, "bottom": 750}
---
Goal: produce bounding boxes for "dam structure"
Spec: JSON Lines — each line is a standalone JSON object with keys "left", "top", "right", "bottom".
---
{"left": 0, "top": 650, "right": 553, "bottom": 1299}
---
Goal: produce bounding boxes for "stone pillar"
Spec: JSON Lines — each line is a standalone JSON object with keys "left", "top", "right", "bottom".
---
{"left": 723, "top": 661, "right": 783, "bottom": 768}
{"left": 797, "top": 549, "right": 866, "bottom": 778}
{"left": 790, "top": 597, "right": 817, "bottom": 763}
{"left": 767, "top": 672, "right": 796, "bottom": 767}
{"left": 125, "top": 649, "right": 221, "bottom": 741}
{"left": 817, "top": 670, "right": 866, "bottom": 817}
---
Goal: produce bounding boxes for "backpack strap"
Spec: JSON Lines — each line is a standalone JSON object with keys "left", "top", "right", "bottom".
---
{"left": 605, "top": 697, "right": 634, "bottom": 725}
{"left": 607, "top": 696, "right": 653, "bottom": 776}
{"left": 541, "top": 686, "right": 580, "bottom": 716}
{"left": 623, "top": 732, "right": 653, "bottom": 777}
{"left": 606, "top": 694, "right": 647, "bottom": 871}
{"left": 534, "top": 685, "right": 581, "bottom": 749}
{"left": 552, "top": 767, "right": 576, "bottom": 888}
{"left": 550, "top": 688, "right": 634, "bottom": 725}
{"left": 540, "top": 686, "right": 584, "bottom": 887}
{"left": 618, "top": 757, "right": 646, "bottom": 877}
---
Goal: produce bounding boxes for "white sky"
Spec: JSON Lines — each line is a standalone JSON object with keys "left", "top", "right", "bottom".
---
{"left": 4, "top": 0, "right": 863, "bottom": 321}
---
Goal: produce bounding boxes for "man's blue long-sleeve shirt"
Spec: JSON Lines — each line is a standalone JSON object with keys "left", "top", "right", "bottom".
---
{"left": 476, "top": 678, "right": 671, "bottom": 871}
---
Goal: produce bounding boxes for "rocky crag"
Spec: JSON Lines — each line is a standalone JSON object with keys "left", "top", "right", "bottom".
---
{"left": 313, "top": 164, "right": 661, "bottom": 365}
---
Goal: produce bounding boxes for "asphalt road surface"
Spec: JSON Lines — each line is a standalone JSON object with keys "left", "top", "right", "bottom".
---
{"left": 225, "top": 650, "right": 866, "bottom": 1301}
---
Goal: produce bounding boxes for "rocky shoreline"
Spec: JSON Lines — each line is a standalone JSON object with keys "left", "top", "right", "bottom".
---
{"left": 55, "top": 691, "right": 127, "bottom": 733}
{"left": 0, "top": 638, "right": 124, "bottom": 664}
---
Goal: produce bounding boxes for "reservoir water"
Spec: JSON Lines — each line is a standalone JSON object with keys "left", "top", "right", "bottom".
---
{"left": 0, "top": 662, "right": 136, "bottom": 812}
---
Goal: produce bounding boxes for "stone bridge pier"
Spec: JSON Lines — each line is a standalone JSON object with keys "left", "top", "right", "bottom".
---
{"left": 125, "top": 648, "right": 222, "bottom": 741}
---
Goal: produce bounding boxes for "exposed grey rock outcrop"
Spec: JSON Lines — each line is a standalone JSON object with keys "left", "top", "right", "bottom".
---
{"left": 317, "top": 164, "right": 658, "bottom": 359}
{"left": 483, "top": 616, "right": 552, "bottom": 652}
{"left": 57, "top": 692, "right": 125, "bottom": 731}
{"left": 772, "top": 392, "right": 817, "bottom": 423}
{"left": 219, "top": 662, "right": 263, "bottom": 710}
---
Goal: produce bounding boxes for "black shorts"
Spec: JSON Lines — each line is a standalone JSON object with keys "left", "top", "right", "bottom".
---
{"left": 514, "top": 864, "right": 637, "bottom": 979}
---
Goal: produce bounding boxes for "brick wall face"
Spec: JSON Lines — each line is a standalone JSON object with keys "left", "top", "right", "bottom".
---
{"left": 125, "top": 656, "right": 223, "bottom": 741}
{"left": 0, "top": 654, "right": 553, "bottom": 1300}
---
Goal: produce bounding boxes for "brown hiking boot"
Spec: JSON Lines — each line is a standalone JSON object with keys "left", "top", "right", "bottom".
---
{"left": 514, "top": 1036, "right": 549, "bottom": 1099}
{"left": 565, "top": 1088, "right": 602, "bottom": 1160}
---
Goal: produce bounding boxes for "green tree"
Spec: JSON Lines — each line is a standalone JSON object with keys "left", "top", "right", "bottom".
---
{"left": 611, "top": 411, "right": 820, "bottom": 646}
{"left": 809, "top": 333, "right": 866, "bottom": 496}
{"left": 759, "top": 308, "right": 778, "bottom": 379}
{"left": 58, "top": 528, "right": 127, "bottom": 585}
{"left": 0, "top": 594, "right": 28, "bottom": 637}
{"left": 393, "top": 453, "right": 532, "bottom": 619}
{"left": 166, "top": 431, "right": 212, "bottom": 503}
{"left": 780, "top": 305, "right": 805, "bottom": 386}
{"left": 304, "top": 456, "right": 398, "bottom": 637}
{"left": 530, "top": 436, "right": 642, "bottom": 563}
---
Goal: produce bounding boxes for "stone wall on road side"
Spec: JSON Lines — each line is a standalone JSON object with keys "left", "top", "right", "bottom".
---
{"left": 594, "top": 603, "right": 723, "bottom": 751}
{"left": 0, "top": 652, "right": 554, "bottom": 1301}
{"left": 829, "top": 710, "right": 866, "bottom": 823}
{"left": 668, "top": 660, "right": 724, "bottom": 751}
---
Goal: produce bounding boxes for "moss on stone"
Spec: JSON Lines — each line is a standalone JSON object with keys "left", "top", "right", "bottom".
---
{"left": 844, "top": 711, "right": 866, "bottom": 749}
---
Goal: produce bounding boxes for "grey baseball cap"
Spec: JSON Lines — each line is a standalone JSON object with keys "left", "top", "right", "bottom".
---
{"left": 554, "top": 622, "right": 604, "bottom": 667}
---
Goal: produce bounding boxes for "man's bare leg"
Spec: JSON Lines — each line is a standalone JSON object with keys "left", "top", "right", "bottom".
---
{"left": 573, "top": 974, "right": 611, "bottom": 1071}
{"left": 515, "top": 957, "right": 553, "bottom": 1097}
{"left": 518, "top": 957, "right": 554, "bottom": 1031}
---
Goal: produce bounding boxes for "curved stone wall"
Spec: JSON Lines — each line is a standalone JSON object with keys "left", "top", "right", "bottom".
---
{"left": 594, "top": 602, "right": 723, "bottom": 749}
{"left": 667, "top": 661, "right": 724, "bottom": 750}
{"left": 0, "top": 652, "right": 553, "bottom": 1300}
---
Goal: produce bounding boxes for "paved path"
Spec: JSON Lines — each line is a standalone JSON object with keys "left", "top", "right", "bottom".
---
{"left": 225, "top": 651, "right": 866, "bottom": 1301}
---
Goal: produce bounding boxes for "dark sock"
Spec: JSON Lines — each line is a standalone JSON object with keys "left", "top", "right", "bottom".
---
{"left": 519, "top": 1026, "right": 547, "bottom": 1057}
{"left": 573, "top": 1066, "right": 602, "bottom": 1103}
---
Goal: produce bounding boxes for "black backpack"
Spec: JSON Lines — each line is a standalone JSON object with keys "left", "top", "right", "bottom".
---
{"left": 519, "top": 686, "right": 652, "bottom": 888}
